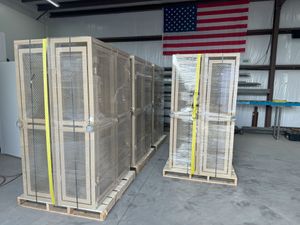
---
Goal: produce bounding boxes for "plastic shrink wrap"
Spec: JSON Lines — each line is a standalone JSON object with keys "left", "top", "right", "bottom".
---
{"left": 152, "top": 65, "right": 165, "bottom": 145}
{"left": 167, "top": 54, "right": 240, "bottom": 181}
{"left": 14, "top": 37, "right": 131, "bottom": 209}
{"left": 130, "top": 56, "right": 154, "bottom": 167}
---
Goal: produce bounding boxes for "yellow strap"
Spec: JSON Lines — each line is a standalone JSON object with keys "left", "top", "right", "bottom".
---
{"left": 190, "top": 54, "right": 202, "bottom": 175}
{"left": 42, "top": 39, "right": 55, "bottom": 204}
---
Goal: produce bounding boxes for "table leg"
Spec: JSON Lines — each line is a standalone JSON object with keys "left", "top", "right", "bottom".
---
{"left": 273, "top": 107, "right": 278, "bottom": 139}
{"left": 276, "top": 107, "right": 282, "bottom": 140}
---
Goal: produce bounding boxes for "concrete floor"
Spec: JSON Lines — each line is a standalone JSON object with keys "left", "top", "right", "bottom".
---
{"left": 0, "top": 133, "right": 300, "bottom": 225}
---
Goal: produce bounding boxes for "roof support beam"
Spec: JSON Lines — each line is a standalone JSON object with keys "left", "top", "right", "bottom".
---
{"left": 49, "top": 0, "right": 273, "bottom": 17}
{"left": 21, "top": 0, "right": 42, "bottom": 2}
{"left": 97, "top": 27, "right": 300, "bottom": 43}
{"left": 164, "top": 65, "right": 300, "bottom": 72}
{"left": 38, "top": 0, "right": 160, "bottom": 11}
{"left": 50, "top": 3, "right": 173, "bottom": 17}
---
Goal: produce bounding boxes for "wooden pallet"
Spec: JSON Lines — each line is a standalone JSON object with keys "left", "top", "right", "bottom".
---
{"left": 151, "top": 134, "right": 167, "bottom": 150}
{"left": 130, "top": 147, "right": 155, "bottom": 174}
{"left": 17, "top": 171, "right": 135, "bottom": 221}
{"left": 163, "top": 161, "right": 237, "bottom": 186}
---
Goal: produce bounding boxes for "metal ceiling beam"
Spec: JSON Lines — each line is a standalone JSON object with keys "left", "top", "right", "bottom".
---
{"left": 97, "top": 27, "right": 300, "bottom": 43}
{"left": 239, "top": 65, "right": 300, "bottom": 70}
{"left": 276, "top": 65, "right": 300, "bottom": 70}
{"left": 49, "top": 0, "right": 273, "bottom": 17}
{"left": 49, "top": 2, "right": 186, "bottom": 17}
{"left": 21, "top": 0, "right": 42, "bottom": 2}
{"left": 39, "top": 0, "right": 272, "bottom": 11}
{"left": 165, "top": 65, "right": 300, "bottom": 72}
{"left": 37, "top": 0, "right": 159, "bottom": 11}
{"left": 240, "top": 65, "right": 269, "bottom": 70}
{"left": 100, "top": 35, "right": 163, "bottom": 42}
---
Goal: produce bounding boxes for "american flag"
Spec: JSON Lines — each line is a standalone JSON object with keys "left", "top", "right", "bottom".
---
{"left": 163, "top": 0, "right": 249, "bottom": 55}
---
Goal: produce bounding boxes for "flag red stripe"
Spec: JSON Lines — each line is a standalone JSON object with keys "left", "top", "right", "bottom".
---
{"left": 197, "top": 16, "right": 248, "bottom": 23}
{"left": 163, "top": 32, "right": 247, "bottom": 40}
{"left": 163, "top": 40, "right": 246, "bottom": 48}
{"left": 197, "top": 8, "right": 249, "bottom": 16}
{"left": 197, "top": 24, "right": 247, "bottom": 31}
{"left": 197, "top": 0, "right": 249, "bottom": 8}
{"left": 163, "top": 48, "right": 246, "bottom": 55}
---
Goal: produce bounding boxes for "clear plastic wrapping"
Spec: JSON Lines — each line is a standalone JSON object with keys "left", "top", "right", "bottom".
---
{"left": 169, "top": 54, "right": 240, "bottom": 179}
{"left": 131, "top": 56, "right": 153, "bottom": 166}
{"left": 14, "top": 37, "right": 131, "bottom": 209}
{"left": 169, "top": 55, "right": 197, "bottom": 169}
{"left": 152, "top": 65, "right": 165, "bottom": 144}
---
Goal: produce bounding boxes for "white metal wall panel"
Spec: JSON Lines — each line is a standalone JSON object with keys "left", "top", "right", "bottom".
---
{"left": 277, "top": 34, "right": 300, "bottom": 65}
{"left": 240, "top": 35, "right": 271, "bottom": 65}
{"left": 248, "top": 1, "right": 274, "bottom": 29}
{"left": 280, "top": 0, "right": 300, "bottom": 28}
{"left": 236, "top": 70, "right": 268, "bottom": 127}
{"left": 0, "top": 62, "right": 21, "bottom": 157}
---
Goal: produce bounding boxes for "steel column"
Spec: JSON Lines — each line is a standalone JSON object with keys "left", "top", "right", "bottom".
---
{"left": 265, "top": 0, "right": 286, "bottom": 127}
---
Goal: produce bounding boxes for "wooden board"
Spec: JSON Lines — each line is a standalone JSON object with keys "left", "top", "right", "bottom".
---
{"left": 130, "top": 147, "right": 155, "bottom": 174}
{"left": 17, "top": 171, "right": 135, "bottom": 221}
{"left": 163, "top": 160, "right": 237, "bottom": 186}
{"left": 151, "top": 134, "right": 167, "bottom": 150}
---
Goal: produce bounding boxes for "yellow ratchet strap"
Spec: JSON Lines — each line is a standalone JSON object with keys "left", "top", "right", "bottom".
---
{"left": 190, "top": 54, "right": 201, "bottom": 175}
{"left": 42, "top": 39, "right": 55, "bottom": 204}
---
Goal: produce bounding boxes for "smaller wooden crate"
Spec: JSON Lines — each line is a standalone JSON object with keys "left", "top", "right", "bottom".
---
{"left": 130, "top": 147, "right": 155, "bottom": 174}
{"left": 163, "top": 160, "right": 237, "bottom": 186}
{"left": 17, "top": 171, "right": 135, "bottom": 221}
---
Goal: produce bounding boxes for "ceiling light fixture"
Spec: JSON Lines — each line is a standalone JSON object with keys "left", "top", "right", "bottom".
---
{"left": 46, "top": 0, "right": 60, "bottom": 8}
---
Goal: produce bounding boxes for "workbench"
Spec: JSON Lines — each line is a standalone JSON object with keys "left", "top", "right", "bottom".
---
{"left": 237, "top": 101, "right": 300, "bottom": 139}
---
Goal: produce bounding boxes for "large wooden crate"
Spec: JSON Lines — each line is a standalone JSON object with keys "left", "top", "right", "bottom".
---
{"left": 14, "top": 37, "right": 132, "bottom": 211}
{"left": 130, "top": 56, "right": 154, "bottom": 169}
{"left": 166, "top": 54, "right": 240, "bottom": 185}
{"left": 152, "top": 65, "right": 166, "bottom": 149}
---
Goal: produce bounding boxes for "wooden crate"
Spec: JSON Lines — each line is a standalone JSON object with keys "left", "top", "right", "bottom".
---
{"left": 17, "top": 171, "right": 135, "bottom": 221}
{"left": 152, "top": 65, "right": 165, "bottom": 146}
{"left": 168, "top": 54, "right": 240, "bottom": 184}
{"left": 130, "top": 56, "right": 154, "bottom": 169}
{"left": 14, "top": 37, "right": 132, "bottom": 210}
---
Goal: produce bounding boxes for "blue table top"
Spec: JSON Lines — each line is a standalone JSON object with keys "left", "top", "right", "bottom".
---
{"left": 237, "top": 100, "right": 300, "bottom": 107}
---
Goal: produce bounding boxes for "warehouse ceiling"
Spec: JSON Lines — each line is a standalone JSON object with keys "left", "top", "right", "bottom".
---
{"left": 21, "top": 0, "right": 193, "bottom": 17}
{"left": 20, "top": 0, "right": 272, "bottom": 18}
